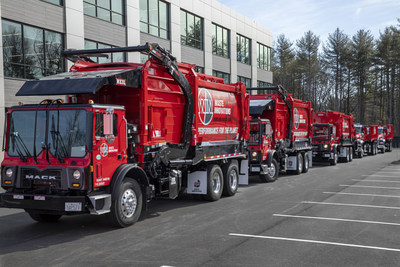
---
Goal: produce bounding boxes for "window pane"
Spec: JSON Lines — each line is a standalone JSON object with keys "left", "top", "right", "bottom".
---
{"left": 149, "top": 25, "right": 158, "bottom": 36}
{"left": 112, "top": 52, "right": 124, "bottom": 62}
{"left": 2, "top": 20, "right": 23, "bottom": 66}
{"left": 83, "top": 3, "right": 96, "bottom": 16}
{"left": 45, "top": 31, "right": 63, "bottom": 74}
{"left": 112, "top": 13, "right": 123, "bottom": 24}
{"left": 149, "top": 0, "right": 158, "bottom": 26}
{"left": 98, "top": 43, "right": 112, "bottom": 64}
{"left": 160, "top": 29, "right": 167, "bottom": 39}
{"left": 97, "top": 7, "right": 111, "bottom": 21}
{"left": 85, "top": 0, "right": 95, "bottom": 4}
{"left": 111, "top": 0, "right": 123, "bottom": 13}
{"left": 97, "top": 0, "right": 110, "bottom": 9}
{"left": 194, "top": 16, "right": 201, "bottom": 41}
{"left": 217, "top": 26, "right": 222, "bottom": 56}
{"left": 187, "top": 13, "right": 194, "bottom": 41}
{"left": 223, "top": 28, "right": 229, "bottom": 57}
{"left": 180, "top": 11, "right": 186, "bottom": 41}
{"left": 159, "top": 1, "right": 167, "bottom": 29}
{"left": 85, "top": 40, "right": 98, "bottom": 62}
{"left": 140, "top": 0, "right": 148, "bottom": 22}
{"left": 43, "top": 0, "right": 62, "bottom": 5}
{"left": 24, "top": 25, "right": 44, "bottom": 69}
{"left": 212, "top": 25, "right": 216, "bottom": 53}
{"left": 140, "top": 21, "right": 148, "bottom": 33}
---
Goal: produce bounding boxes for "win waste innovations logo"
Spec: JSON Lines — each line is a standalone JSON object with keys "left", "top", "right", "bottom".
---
{"left": 198, "top": 88, "right": 213, "bottom": 125}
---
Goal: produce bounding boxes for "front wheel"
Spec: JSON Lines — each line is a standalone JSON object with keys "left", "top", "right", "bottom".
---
{"left": 349, "top": 147, "right": 353, "bottom": 162}
{"left": 259, "top": 158, "right": 279, "bottom": 183}
{"left": 26, "top": 211, "right": 62, "bottom": 223}
{"left": 108, "top": 178, "right": 143, "bottom": 228}
{"left": 329, "top": 151, "right": 337, "bottom": 166}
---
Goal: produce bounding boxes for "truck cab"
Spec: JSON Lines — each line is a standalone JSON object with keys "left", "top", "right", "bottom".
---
{"left": 312, "top": 123, "right": 338, "bottom": 165}
{"left": 248, "top": 118, "right": 278, "bottom": 182}
{"left": 377, "top": 126, "right": 386, "bottom": 153}
{"left": 1, "top": 102, "right": 135, "bottom": 221}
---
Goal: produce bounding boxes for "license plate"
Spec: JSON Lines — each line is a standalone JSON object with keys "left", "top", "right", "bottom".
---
{"left": 13, "top": 194, "right": 24, "bottom": 200}
{"left": 34, "top": 195, "right": 45, "bottom": 201}
{"left": 324, "top": 153, "right": 330, "bottom": 157}
{"left": 251, "top": 166, "right": 260, "bottom": 172}
{"left": 313, "top": 152, "right": 318, "bottom": 155}
{"left": 65, "top": 202, "right": 82, "bottom": 212}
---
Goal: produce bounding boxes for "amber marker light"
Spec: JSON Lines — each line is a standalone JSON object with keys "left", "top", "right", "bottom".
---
{"left": 90, "top": 165, "right": 94, "bottom": 172}
{"left": 5, "top": 181, "right": 11, "bottom": 185}
{"left": 72, "top": 183, "right": 80, "bottom": 187}
{"left": 89, "top": 100, "right": 94, "bottom": 104}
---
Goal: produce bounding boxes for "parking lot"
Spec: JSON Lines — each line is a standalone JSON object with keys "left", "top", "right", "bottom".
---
{"left": 1, "top": 150, "right": 400, "bottom": 266}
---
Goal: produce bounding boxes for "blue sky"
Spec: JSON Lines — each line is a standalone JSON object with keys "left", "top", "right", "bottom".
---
{"left": 218, "top": 0, "right": 400, "bottom": 45}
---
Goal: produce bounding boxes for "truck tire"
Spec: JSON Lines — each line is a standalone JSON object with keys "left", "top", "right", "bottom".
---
{"left": 343, "top": 147, "right": 350, "bottom": 163}
{"left": 359, "top": 148, "right": 364, "bottom": 158}
{"left": 349, "top": 147, "right": 353, "bottom": 162}
{"left": 222, "top": 160, "right": 239, "bottom": 196}
{"left": 294, "top": 153, "right": 303, "bottom": 175}
{"left": 204, "top": 165, "right": 224, "bottom": 201}
{"left": 302, "top": 153, "right": 309, "bottom": 173}
{"left": 389, "top": 143, "right": 393, "bottom": 152}
{"left": 26, "top": 211, "right": 62, "bottom": 223}
{"left": 329, "top": 152, "right": 337, "bottom": 166}
{"left": 259, "top": 158, "right": 279, "bottom": 183}
{"left": 108, "top": 178, "right": 143, "bottom": 228}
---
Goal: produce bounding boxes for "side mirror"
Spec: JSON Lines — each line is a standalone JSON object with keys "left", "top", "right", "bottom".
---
{"left": 103, "top": 113, "right": 113, "bottom": 136}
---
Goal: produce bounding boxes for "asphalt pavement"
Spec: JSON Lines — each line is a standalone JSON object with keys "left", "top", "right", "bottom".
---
{"left": 1, "top": 149, "right": 400, "bottom": 266}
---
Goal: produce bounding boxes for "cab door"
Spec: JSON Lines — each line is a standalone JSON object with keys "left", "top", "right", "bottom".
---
{"left": 92, "top": 108, "right": 126, "bottom": 188}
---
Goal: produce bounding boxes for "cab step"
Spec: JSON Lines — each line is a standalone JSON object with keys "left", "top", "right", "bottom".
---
{"left": 88, "top": 194, "right": 111, "bottom": 215}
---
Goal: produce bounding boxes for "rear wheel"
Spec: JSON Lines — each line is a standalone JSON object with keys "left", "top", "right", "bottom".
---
{"left": 204, "top": 165, "right": 224, "bottom": 201}
{"left": 343, "top": 147, "right": 350, "bottom": 163}
{"left": 302, "top": 153, "right": 309, "bottom": 173}
{"left": 259, "top": 158, "right": 279, "bottom": 183}
{"left": 294, "top": 153, "right": 303, "bottom": 175}
{"left": 359, "top": 148, "right": 364, "bottom": 158}
{"left": 108, "top": 178, "right": 143, "bottom": 228}
{"left": 26, "top": 211, "right": 62, "bottom": 223}
{"left": 222, "top": 160, "right": 239, "bottom": 196}
{"left": 349, "top": 147, "right": 353, "bottom": 162}
{"left": 329, "top": 151, "right": 337, "bottom": 166}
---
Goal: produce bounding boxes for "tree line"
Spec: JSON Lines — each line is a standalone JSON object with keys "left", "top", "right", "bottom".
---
{"left": 272, "top": 19, "right": 400, "bottom": 135}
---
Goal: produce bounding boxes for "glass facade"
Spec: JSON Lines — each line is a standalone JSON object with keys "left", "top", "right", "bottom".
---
{"left": 237, "top": 34, "right": 251, "bottom": 64}
{"left": 180, "top": 10, "right": 203, "bottom": 50}
{"left": 83, "top": 0, "right": 125, "bottom": 25}
{"left": 257, "top": 43, "right": 271, "bottom": 71}
{"left": 212, "top": 23, "right": 229, "bottom": 58}
{"left": 238, "top": 76, "right": 251, "bottom": 87}
{"left": 140, "top": 0, "right": 169, "bottom": 39}
{"left": 2, "top": 19, "right": 64, "bottom": 79}
{"left": 85, "top": 40, "right": 126, "bottom": 63}
{"left": 213, "top": 70, "right": 230, "bottom": 84}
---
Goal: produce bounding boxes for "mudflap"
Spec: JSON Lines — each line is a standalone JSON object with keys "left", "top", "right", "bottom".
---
{"left": 169, "top": 170, "right": 181, "bottom": 199}
{"left": 239, "top": 159, "right": 249, "bottom": 185}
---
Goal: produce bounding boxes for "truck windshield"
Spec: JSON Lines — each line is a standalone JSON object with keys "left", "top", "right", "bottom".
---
{"left": 378, "top": 128, "right": 383, "bottom": 134}
{"left": 313, "top": 125, "right": 330, "bottom": 141}
{"left": 355, "top": 126, "right": 362, "bottom": 134}
{"left": 7, "top": 109, "right": 87, "bottom": 159}
{"left": 249, "top": 123, "right": 261, "bottom": 145}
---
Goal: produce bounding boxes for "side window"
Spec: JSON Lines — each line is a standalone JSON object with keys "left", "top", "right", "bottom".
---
{"left": 95, "top": 113, "right": 118, "bottom": 137}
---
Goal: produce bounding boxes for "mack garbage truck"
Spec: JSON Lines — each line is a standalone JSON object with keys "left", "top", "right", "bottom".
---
{"left": 247, "top": 86, "right": 313, "bottom": 181}
{"left": 0, "top": 43, "right": 250, "bottom": 227}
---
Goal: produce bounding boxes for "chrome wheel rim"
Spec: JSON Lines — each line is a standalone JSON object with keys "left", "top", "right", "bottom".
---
{"left": 212, "top": 172, "right": 222, "bottom": 194}
{"left": 229, "top": 169, "right": 238, "bottom": 191}
{"left": 268, "top": 163, "right": 276, "bottom": 178}
{"left": 121, "top": 188, "right": 137, "bottom": 218}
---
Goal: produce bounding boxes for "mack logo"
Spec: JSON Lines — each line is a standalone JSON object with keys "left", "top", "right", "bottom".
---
{"left": 198, "top": 88, "right": 213, "bottom": 125}
{"left": 25, "top": 175, "right": 56, "bottom": 180}
{"left": 116, "top": 78, "right": 126, "bottom": 86}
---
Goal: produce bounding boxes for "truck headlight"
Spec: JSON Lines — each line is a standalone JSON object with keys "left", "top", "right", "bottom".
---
{"left": 6, "top": 168, "right": 13, "bottom": 178}
{"left": 323, "top": 144, "right": 329, "bottom": 149}
{"left": 73, "top": 170, "right": 81, "bottom": 180}
{"left": 251, "top": 151, "right": 258, "bottom": 157}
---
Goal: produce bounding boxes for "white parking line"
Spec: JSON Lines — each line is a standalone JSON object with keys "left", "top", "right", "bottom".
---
{"left": 302, "top": 201, "right": 400, "bottom": 210}
{"left": 229, "top": 233, "right": 400, "bottom": 252}
{"left": 323, "top": 192, "right": 400, "bottom": 198}
{"left": 362, "top": 175, "right": 400, "bottom": 178}
{"left": 340, "top": 185, "right": 400, "bottom": 190}
{"left": 273, "top": 214, "right": 400, "bottom": 226}
{"left": 352, "top": 179, "right": 400, "bottom": 183}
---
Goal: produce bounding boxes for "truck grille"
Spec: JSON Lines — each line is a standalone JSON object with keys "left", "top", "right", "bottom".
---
{"left": 21, "top": 168, "right": 62, "bottom": 188}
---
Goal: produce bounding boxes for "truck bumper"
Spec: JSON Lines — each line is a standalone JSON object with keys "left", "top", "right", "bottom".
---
{"left": 0, "top": 192, "right": 87, "bottom": 214}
